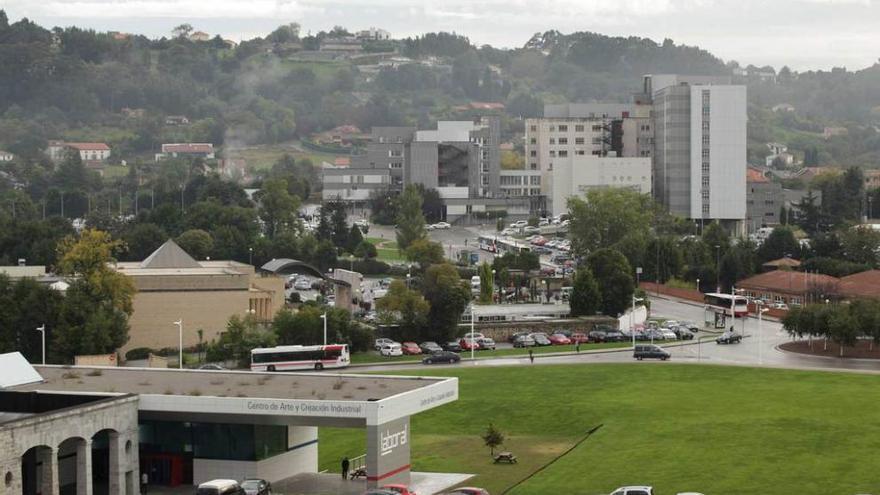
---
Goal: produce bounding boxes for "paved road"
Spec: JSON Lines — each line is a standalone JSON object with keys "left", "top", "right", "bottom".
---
{"left": 347, "top": 296, "right": 880, "bottom": 375}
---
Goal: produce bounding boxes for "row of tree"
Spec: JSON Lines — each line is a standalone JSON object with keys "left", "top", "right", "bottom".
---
{"left": 782, "top": 300, "right": 880, "bottom": 357}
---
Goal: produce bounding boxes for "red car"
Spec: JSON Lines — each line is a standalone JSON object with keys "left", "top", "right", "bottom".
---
{"left": 382, "top": 485, "right": 417, "bottom": 495}
{"left": 444, "top": 489, "right": 490, "bottom": 495}
{"left": 459, "top": 338, "right": 479, "bottom": 351}
{"left": 570, "top": 332, "right": 590, "bottom": 344}
{"left": 548, "top": 333, "right": 571, "bottom": 345}
{"left": 401, "top": 342, "right": 422, "bottom": 355}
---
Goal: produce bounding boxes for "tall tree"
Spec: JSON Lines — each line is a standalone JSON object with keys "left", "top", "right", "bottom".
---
{"left": 396, "top": 185, "right": 427, "bottom": 250}
{"left": 376, "top": 280, "right": 430, "bottom": 342}
{"left": 757, "top": 226, "right": 801, "bottom": 263}
{"left": 587, "top": 248, "right": 634, "bottom": 317}
{"left": 421, "top": 263, "right": 470, "bottom": 342}
{"left": 567, "top": 189, "right": 653, "bottom": 256}
{"left": 569, "top": 268, "right": 601, "bottom": 317}
{"left": 258, "top": 178, "right": 300, "bottom": 238}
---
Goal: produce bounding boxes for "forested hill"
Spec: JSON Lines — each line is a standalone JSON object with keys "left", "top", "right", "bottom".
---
{"left": 2, "top": 10, "right": 880, "bottom": 168}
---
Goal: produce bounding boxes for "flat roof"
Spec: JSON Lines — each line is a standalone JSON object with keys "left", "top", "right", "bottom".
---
{"left": 17, "top": 366, "right": 440, "bottom": 402}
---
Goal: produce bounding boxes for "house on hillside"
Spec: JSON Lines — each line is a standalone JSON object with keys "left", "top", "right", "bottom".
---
{"left": 155, "top": 143, "right": 215, "bottom": 161}
{"left": 0, "top": 150, "right": 15, "bottom": 162}
{"left": 46, "top": 141, "right": 111, "bottom": 163}
{"left": 164, "top": 115, "right": 190, "bottom": 126}
{"left": 189, "top": 31, "right": 210, "bottom": 42}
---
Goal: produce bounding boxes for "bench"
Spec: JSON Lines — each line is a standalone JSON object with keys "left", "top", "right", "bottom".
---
{"left": 493, "top": 451, "right": 517, "bottom": 464}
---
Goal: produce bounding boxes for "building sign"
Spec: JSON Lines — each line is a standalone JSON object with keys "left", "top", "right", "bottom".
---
{"left": 380, "top": 423, "right": 408, "bottom": 456}
{"left": 244, "top": 399, "right": 366, "bottom": 418}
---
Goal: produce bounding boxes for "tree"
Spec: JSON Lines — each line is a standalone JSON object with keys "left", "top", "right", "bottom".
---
{"left": 481, "top": 423, "right": 505, "bottom": 456}
{"left": 354, "top": 240, "right": 378, "bottom": 259}
{"left": 569, "top": 268, "right": 601, "bottom": 317}
{"left": 827, "top": 305, "right": 859, "bottom": 357}
{"left": 376, "top": 280, "right": 430, "bottom": 342}
{"left": 0, "top": 275, "right": 63, "bottom": 363}
{"left": 568, "top": 189, "right": 653, "bottom": 256}
{"left": 643, "top": 236, "right": 683, "bottom": 284}
{"left": 795, "top": 189, "right": 822, "bottom": 235}
{"left": 396, "top": 185, "right": 427, "bottom": 250}
{"left": 209, "top": 314, "right": 276, "bottom": 368}
{"left": 757, "top": 226, "right": 800, "bottom": 263}
{"left": 368, "top": 188, "right": 399, "bottom": 225}
{"left": 56, "top": 229, "right": 136, "bottom": 315}
{"left": 421, "top": 263, "right": 470, "bottom": 343}
{"left": 414, "top": 184, "right": 443, "bottom": 223}
{"left": 587, "top": 248, "right": 634, "bottom": 316}
{"left": 840, "top": 226, "right": 880, "bottom": 266}
{"left": 172, "top": 23, "right": 194, "bottom": 39}
{"left": 720, "top": 242, "right": 757, "bottom": 292}
{"left": 347, "top": 224, "right": 364, "bottom": 254}
{"left": 329, "top": 201, "right": 349, "bottom": 248}
{"left": 405, "top": 238, "right": 445, "bottom": 269}
{"left": 477, "top": 262, "right": 494, "bottom": 304}
{"left": 258, "top": 178, "right": 300, "bottom": 238}
{"left": 121, "top": 223, "right": 167, "bottom": 261}
{"left": 176, "top": 229, "right": 214, "bottom": 260}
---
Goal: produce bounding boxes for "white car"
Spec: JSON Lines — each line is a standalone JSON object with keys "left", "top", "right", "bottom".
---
{"left": 294, "top": 278, "right": 312, "bottom": 291}
{"left": 523, "top": 226, "right": 540, "bottom": 234}
{"left": 658, "top": 328, "right": 678, "bottom": 340}
{"left": 463, "top": 332, "right": 485, "bottom": 341}
{"left": 380, "top": 343, "right": 403, "bottom": 357}
{"left": 432, "top": 222, "right": 451, "bottom": 230}
{"left": 509, "top": 220, "right": 528, "bottom": 228}
{"left": 374, "top": 338, "right": 397, "bottom": 351}
{"left": 611, "top": 486, "right": 653, "bottom": 495}
{"left": 538, "top": 218, "right": 550, "bottom": 226}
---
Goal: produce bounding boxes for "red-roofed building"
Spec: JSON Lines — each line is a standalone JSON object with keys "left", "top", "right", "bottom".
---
{"left": 46, "top": 141, "right": 111, "bottom": 162}
{"left": 838, "top": 270, "right": 880, "bottom": 300}
{"left": 737, "top": 270, "right": 839, "bottom": 307}
{"left": 156, "top": 143, "right": 215, "bottom": 161}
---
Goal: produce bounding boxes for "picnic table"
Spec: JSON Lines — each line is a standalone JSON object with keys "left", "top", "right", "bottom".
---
{"left": 493, "top": 451, "right": 517, "bottom": 464}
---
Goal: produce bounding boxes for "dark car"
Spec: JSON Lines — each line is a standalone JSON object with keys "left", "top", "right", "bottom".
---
{"left": 419, "top": 341, "right": 443, "bottom": 354}
{"left": 633, "top": 344, "right": 670, "bottom": 361}
{"left": 443, "top": 489, "right": 491, "bottom": 495}
{"left": 588, "top": 330, "right": 608, "bottom": 342}
{"left": 513, "top": 335, "right": 536, "bottom": 348}
{"left": 673, "top": 327, "right": 696, "bottom": 340}
{"left": 422, "top": 351, "right": 461, "bottom": 364}
{"left": 198, "top": 363, "right": 226, "bottom": 370}
{"left": 716, "top": 330, "right": 742, "bottom": 344}
{"left": 509, "top": 331, "right": 530, "bottom": 343}
{"left": 529, "top": 333, "right": 552, "bottom": 346}
{"left": 443, "top": 341, "right": 462, "bottom": 352}
{"left": 241, "top": 479, "right": 272, "bottom": 495}
{"left": 603, "top": 329, "right": 625, "bottom": 342}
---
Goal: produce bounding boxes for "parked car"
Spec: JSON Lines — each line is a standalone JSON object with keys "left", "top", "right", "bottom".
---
{"left": 463, "top": 332, "right": 485, "bottom": 340}
{"left": 611, "top": 487, "right": 654, "bottom": 495}
{"left": 380, "top": 485, "right": 417, "bottom": 495}
{"left": 432, "top": 222, "right": 451, "bottom": 230}
{"left": 532, "top": 246, "right": 552, "bottom": 255}
{"left": 459, "top": 338, "right": 480, "bottom": 351}
{"left": 401, "top": 342, "right": 422, "bottom": 355}
{"left": 570, "top": 332, "right": 590, "bottom": 344}
{"left": 588, "top": 330, "right": 608, "bottom": 342}
{"left": 241, "top": 479, "right": 272, "bottom": 495}
{"left": 509, "top": 220, "right": 528, "bottom": 228}
{"left": 523, "top": 226, "right": 540, "bottom": 234}
{"left": 374, "top": 338, "right": 397, "bottom": 351}
{"left": 716, "top": 330, "right": 742, "bottom": 344}
{"left": 380, "top": 343, "right": 403, "bottom": 356}
{"left": 548, "top": 333, "right": 571, "bottom": 345}
{"left": 673, "top": 327, "right": 696, "bottom": 340}
{"left": 658, "top": 328, "right": 678, "bottom": 340}
{"left": 633, "top": 344, "right": 671, "bottom": 361}
{"left": 477, "top": 337, "right": 496, "bottom": 350}
{"left": 773, "top": 302, "right": 789, "bottom": 310}
{"left": 197, "top": 480, "right": 245, "bottom": 495}
{"left": 198, "top": 363, "right": 226, "bottom": 370}
{"left": 443, "top": 488, "right": 490, "bottom": 495}
{"left": 423, "top": 351, "right": 461, "bottom": 365}
{"left": 419, "top": 341, "right": 443, "bottom": 354}
{"left": 663, "top": 320, "right": 681, "bottom": 328}
{"left": 509, "top": 331, "right": 530, "bottom": 343}
{"left": 362, "top": 490, "right": 398, "bottom": 495}
{"left": 443, "top": 341, "right": 462, "bottom": 352}
{"left": 529, "top": 332, "right": 552, "bottom": 346}
{"left": 679, "top": 320, "right": 700, "bottom": 331}
{"left": 293, "top": 278, "right": 312, "bottom": 291}
{"left": 512, "top": 335, "right": 536, "bottom": 348}
{"left": 604, "top": 329, "right": 626, "bottom": 342}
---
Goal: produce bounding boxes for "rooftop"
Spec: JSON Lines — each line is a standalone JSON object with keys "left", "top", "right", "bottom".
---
{"left": 162, "top": 143, "right": 214, "bottom": 153}
{"left": 747, "top": 167, "right": 770, "bottom": 183}
{"left": 838, "top": 270, "right": 880, "bottom": 299}
{"left": 737, "top": 270, "right": 839, "bottom": 294}
{"left": 14, "top": 366, "right": 446, "bottom": 402}
{"left": 762, "top": 257, "right": 802, "bottom": 269}
{"left": 66, "top": 142, "right": 111, "bottom": 151}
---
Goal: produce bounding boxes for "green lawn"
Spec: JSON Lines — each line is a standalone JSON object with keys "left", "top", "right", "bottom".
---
{"left": 319, "top": 364, "right": 880, "bottom": 495}
{"left": 366, "top": 237, "right": 406, "bottom": 262}
{"left": 350, "top": 342, "right": 634, "bottom": 364}
{"left": 226, "top": 141, "right": 341, "bottom": 171}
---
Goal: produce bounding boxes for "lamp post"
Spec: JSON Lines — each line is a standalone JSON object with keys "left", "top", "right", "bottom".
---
{"left": 248, "top": 247, "right": 253, "bottom": 266}
{"left": 470, "top": 305, "right": 476, "bottom": 364}
{"left": 320, "top": 312, "right": 327, "bottom": 346}
{"left": 631, "top": 297, "right": 644, "bottom": 350}
{"left": 715, "top": 245, "right": 721, "bottom": 293}
{"left": 756, "top": 300, "right": 768, "bottom": 364}
{"left": 173, "top": 319, "right": 183, "bottom": 369}
{"left": 35, "top": 325, "right": 46, "bottom": 365}
{"left": 491, "top": 269, "right": 496, "bottom": 303}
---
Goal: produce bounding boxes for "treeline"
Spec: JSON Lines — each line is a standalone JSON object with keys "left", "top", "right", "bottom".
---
{"left": 783, "top": 300, "right": 880, "bottom": 357}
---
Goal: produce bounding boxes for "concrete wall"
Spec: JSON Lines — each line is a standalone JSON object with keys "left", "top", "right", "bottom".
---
{"left": 550, "top": 155, "right": 652, "bottom": 216}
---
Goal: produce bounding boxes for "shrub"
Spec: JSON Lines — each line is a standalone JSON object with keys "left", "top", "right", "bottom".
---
{"left": 125, "top": 347, "right": 152, "bottom": 361}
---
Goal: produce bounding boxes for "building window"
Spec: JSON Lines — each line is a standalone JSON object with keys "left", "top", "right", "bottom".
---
{"left": 592, "top": 125, "right": 602, "bottom": 132}
{"left": 549, "top": 125, "right": 555, "bottom": 132}
{"left": 389, "top": 149, "right": 402, "bottom": 157}
{"left": 549, "top": 138, "right": 556, "bottom": 145}
{"left": 558, "top": 138, "right": 568, "bottom": 145}
{"left": 549, "top": 150, "right": 556, "bottom": 157}
{"left": 530, "top": 138, "right": 536, "bottom": 145}
{"left": 558, "top": 150, "right": 568, "bottom": 157}
{"left": 558, "top": 125, "right": 568, "bottom": 132}
{"left": 530, "top": 125, "right": 537, "bottom": 132}
{"left": 575, "top": 137, "right": 585, "bottom": 145}
{"left": 530, "top": 176, "right": 541, "bottom": 185}
{"left": 530, "top": 162, "right": 537, "bottom": 170}
{"left": 576, "top": 150, "right": 586, "bottom": 155}
{"left": 575, "top": 125, "right": 585, "bottom": 132}
{"left": 389, "top": 162, "right": 403, "bottom": 169}
{"left": 530, "top": 150, "right": 537, "bottom": 157}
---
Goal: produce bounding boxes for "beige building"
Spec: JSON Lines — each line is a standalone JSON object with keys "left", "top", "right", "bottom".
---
{"left": 114, "top": 240, "right": 284, "bottom": 353}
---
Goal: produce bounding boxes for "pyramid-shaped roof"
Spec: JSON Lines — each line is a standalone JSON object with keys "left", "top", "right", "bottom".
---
{"left": 140, "top": 239, "right": 201, "bottom": 269}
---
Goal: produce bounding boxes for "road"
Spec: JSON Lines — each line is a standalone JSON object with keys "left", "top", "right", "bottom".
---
{"left": 348, "top": 296, "right": 880, "bottom": 375}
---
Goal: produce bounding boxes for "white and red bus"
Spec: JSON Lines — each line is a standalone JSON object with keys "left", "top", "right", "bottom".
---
{"left": 478, "top": 236, "right": 497, "bottom": 253}
{"left": 250, "top": 344, "right": 350, "bottom": 372}
{"left": 704, "top": 293, "right": 749, "bottom": 317}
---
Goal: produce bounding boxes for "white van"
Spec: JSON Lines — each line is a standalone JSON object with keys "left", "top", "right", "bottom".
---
{"left": 196, "top": 480, "right": 245, "bottom": 495}
{"left": 380, "top": 343, "right": 403, "bottom": 357}
{"left": 471, "top": 275, "right": 481, "bottom": 291}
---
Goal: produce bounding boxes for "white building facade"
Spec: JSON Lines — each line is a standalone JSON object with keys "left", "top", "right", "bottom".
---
{"left": 549, "top": 156, "right": 652, "bottom": 216}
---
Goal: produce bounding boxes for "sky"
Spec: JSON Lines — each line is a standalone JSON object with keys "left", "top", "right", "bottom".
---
{"left": 4, "top": 0, "right": 879, "bottom": 71}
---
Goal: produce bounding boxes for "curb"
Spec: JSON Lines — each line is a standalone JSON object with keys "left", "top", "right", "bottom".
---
{"left": 775, "top": 342, "right": 880, "bottom": 363}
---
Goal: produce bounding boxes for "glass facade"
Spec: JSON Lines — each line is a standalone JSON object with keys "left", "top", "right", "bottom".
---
{"left": 139, "top": 420, "right": 287, "bottom": 461}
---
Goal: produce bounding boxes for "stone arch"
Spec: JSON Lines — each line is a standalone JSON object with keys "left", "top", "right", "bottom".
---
{"left": 91, "top": 428, "right": 118, "bottom": 493}
{"left": 20, "top": 444, "right": 53, "bottom": 495}
{"left": 57, "top": 436, "right": 89, "bottom": 495}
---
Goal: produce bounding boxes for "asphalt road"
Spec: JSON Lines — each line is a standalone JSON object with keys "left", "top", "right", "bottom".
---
{"left": 347, "top": 296, "right": 880, "bottom": 375}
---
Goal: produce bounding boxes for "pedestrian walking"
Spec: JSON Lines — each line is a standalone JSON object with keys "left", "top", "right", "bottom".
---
{"left": 140, "top": 471, "right": 148, "bottom": 494}
{"left": 341, "top": 456, "right": 350, "bottom": 480}
{"left": 576, "top": 343, "right": 580, "bottom": 353}
{"left": 528, "top": 349, "right": 534, "bottom": 364}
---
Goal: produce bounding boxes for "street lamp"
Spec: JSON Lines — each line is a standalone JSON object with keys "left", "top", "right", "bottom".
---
{"left": 714, "top": 245, "right": 721, "bottom": 293}
{"left": 173, "top": 320, "right": 183, "bottom": 369}
{"left": 248, "top": 247, "right": 253, "bottom": 266}
{"left": 755, "top": 300, "right": 769, "bottom": 364}
{"left": 631, "top": 297, "right": 644, "bottom": 350}
{"left": 320, "top": 312, "right": 327, "bottom": 346}
{"left": 491, "top": 269, "right": 497, "bottom": 303}
{"left": 35, "top": 325, "right": 46, "bottom": 365}
{"left": 469, "top": 305, "right": 476, "bottom": 364}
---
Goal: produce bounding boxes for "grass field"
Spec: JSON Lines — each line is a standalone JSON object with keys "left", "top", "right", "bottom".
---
{"left": 225, "top": 141, "right": 342, "bottom": 170}
{"left": 366, "top": 237, "right": 406, "bottom": 262}
{"left": 350, "top": 342, "right": 634, "bottom": 364}
{"left": 319, "top": 364, "right": 880, "bottom": 495}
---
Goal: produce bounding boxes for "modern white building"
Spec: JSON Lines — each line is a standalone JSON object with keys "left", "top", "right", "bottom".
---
{"left": 549, "top": 156, "right": 652, "bottom": 216}
{"left": 646, "top": 74, "right": 747, "bottom": 231}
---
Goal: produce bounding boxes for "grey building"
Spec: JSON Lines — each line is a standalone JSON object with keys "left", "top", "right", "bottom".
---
{"left": 747, "top": 167, "right": 784, "bottom": 231}
{"left": 643, "top": 74, "right": 747, "bottom": 232}
{"left": 321, "top": 127, "right": 414, "bottom": 203}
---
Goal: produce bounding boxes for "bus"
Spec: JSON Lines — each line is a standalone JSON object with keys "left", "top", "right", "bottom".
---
{"left": 478, "top": 236, "right": 497, "bottom": 253}
{"left": 496, "top": 238, "right": 531, "bottom": 255}
{"left": 704, "top": 293, "right": 749, "bottom": 317}
{"left": 250, "top": 344, "right": 350, "bottom": 372}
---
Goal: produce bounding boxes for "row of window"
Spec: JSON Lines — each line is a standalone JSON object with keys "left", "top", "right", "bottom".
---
{"left": 500, "top": 175, "right": 541, "bottom": 186}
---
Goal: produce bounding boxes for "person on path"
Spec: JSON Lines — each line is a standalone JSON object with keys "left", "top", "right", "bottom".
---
{"left": 341, "top": 456, "right": 350, "bottom": 480}
{"left": 140, "top": 471, "right": 148, "bottom": 494}
{"left": 528, "top": 349, "right": 534, "bottom": 364}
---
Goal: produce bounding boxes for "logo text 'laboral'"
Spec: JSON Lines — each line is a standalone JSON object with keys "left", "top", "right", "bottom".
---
{"left": 380, "top": 424, "right": 408, "bottom": 456}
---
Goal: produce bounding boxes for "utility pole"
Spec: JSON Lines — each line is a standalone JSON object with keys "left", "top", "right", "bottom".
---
{"left": 35, "top": 325, "right": 46, "bottom": 365}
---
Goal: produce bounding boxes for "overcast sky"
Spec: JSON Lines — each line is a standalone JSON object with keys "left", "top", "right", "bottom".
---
{"left": 4, "top": 0, "right": 879, "bottom": 71}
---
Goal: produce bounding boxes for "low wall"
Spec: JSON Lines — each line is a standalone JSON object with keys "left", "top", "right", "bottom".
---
{"left": 458, "top": 316, "right": 617, "bottom": 342}
{"left": 640, "top": 282, "right": 704, "bottom": 303}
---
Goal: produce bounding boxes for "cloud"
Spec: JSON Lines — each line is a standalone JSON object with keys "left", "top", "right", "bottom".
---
{"left": 5, "top": 0, "right": 317, "bottom": 19}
